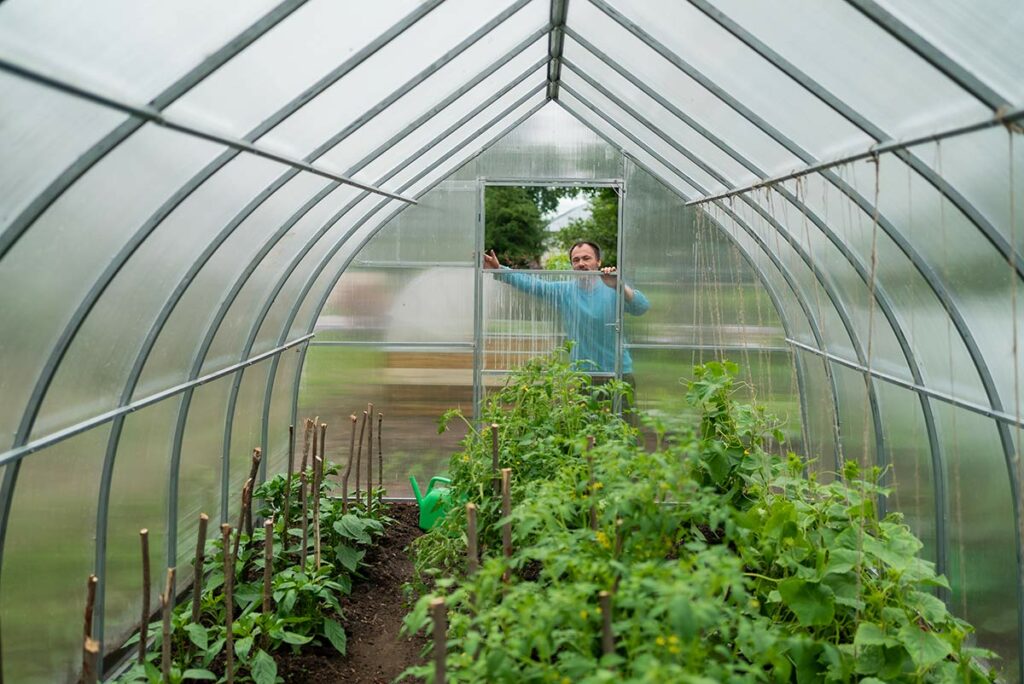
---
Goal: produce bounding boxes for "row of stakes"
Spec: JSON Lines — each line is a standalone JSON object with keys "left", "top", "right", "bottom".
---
{"left": 79, "top": 405, "right": 388, "bottom": 684}
{"left": 428, "top": 430, "right": 617, "bottom": 683}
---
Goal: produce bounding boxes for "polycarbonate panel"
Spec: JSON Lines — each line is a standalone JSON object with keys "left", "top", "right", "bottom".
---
{"left": 175, "top": 377, "right": 233, "bottom": 566}
{"left": 561, "top": 68, "right": 730, "bottom": 195}
{"left": 786, "top": 164, "right": 992, "bottom": 406}
{"left": 926, "top": 127, "right": 1024, "bottom": 258}
{"left": 102, "top": 401, "right": 174, "bottom": 656}
{"left": 266, "top": 347, "right": 303, "bottom": 478}
{"left": 263, "top": 1, "right": 548, "bottom": 160}
{"left": 830, "top": 362, "right": 877, "bottom": 471}
{"left": 0, "top": 427, "right": 107, "bottom": 684}
{"left": 874, "top": 382, "right": 937, "bottom": 563}
{"left": 362, "top": 86, "right": 547, "bottom": 193}
{"left": 37, "top": 154, "right": 286, "bottom": 435}
{"left": 937, "top": 403, "right": 1019, "bottom": 681}
{"left": 465, "top": 102, "right": 622, "bottom": 180}
{"left": 297, "top": 346, "right": 470, "bottom": 498}
{"left": 794, "top": 348, "right": 840, "bottom": 476}
{"left": 0, "top": 125, "right": 225, "bottom": 443}
{"left": 226, "top": 361, "right": 273, "bottom": 518}
{"left": 0, "top": 1, "right": 276, "bottom": 102}
{"left": 0, "top": 74, "right": 126, "bottom": 237}
{"left": 164, "top": 0, "right": 424, "bottom": 141}
{"left": 878, "top": 0, "right": 1024, "bottom": 106}
{"left": 561, "top": 40, "right": 759, "bottom": 187}
{"left": 713, "top": 0, "right": 987, "bottom": 137}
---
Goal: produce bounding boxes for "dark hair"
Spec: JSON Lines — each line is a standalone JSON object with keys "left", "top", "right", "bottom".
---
{"left": 568, "top": 241, "right": 602, "bottom": 262}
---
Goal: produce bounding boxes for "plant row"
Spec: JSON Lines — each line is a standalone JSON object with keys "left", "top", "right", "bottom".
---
{"left": 403, "top": 353, "right": 998, "bottom": 682}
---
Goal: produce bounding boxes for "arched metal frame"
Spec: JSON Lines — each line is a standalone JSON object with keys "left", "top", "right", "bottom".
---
{"left": 0, "top": 0, "right": 1020, "bottom": 679}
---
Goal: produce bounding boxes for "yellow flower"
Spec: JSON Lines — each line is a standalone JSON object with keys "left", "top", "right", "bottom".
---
{"left": 669, "top": 645, "right": 681, "bottom": 655}
{"left": 655, "top": 636, "right": 666, "bottom": 647}
{"left": 596, "top": 531, "right": 611, "bottom": 549}
{"left": 668, "top": 635, "right": 679, "bottom": 645}
{"left": 561, "top": 679, "right": 571, "bottom": 684}
{"left": 579, "top": 610, "right": 589, "bottom": 620}
{"left": 592, "top": 481, "right": 603, "bottom": 490}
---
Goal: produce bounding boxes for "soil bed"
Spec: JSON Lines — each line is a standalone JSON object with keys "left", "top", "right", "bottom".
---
{"left": 276, "top": 502, "right": 426, "bottom": 683}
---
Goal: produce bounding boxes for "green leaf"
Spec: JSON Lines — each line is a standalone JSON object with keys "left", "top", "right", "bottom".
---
{"left": 279, "top": 630, "right": 313, "bottom": 645}
{"left": 185, "top": 623, "right": 208, "bottom": 651}
{"left": 854, "top": 622, "right": 894, "bottom": 648}
{"left": 898, "top": 623, "right": 952, "bottom": 669}
{"left": 906, "top": 590, "right": 948, "bottom": 626}
{"left": 778, "top": 578, "right": 835, "bottom": 626}
{"left": 250, "top": 649, "right": 277, "bottom": 684}
{"left": 333, "top": 515, "right": 372, "bottom": 544}
{"left": 324, "top": 618, "right": 347, "bottom": 655}
{"left": 235, "top": 635, "right": 254, "bottom": 661}
{"left": 334, "top": 543, "right": 365, "bottom": 573}
{"left": 181, "top": 669, "right": 217, "bottom": 681}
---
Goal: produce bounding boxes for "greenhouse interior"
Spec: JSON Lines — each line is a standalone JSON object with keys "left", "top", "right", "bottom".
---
{"left": 1, "top": 1, "right": 1022, "bottom": 682}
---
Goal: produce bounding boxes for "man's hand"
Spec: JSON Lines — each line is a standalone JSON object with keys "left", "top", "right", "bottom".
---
{"left": 483, "top": 249, "right": 501, "bottom": 270}
{"left": 599, "top": 266, "right": 617, "bottom": 288}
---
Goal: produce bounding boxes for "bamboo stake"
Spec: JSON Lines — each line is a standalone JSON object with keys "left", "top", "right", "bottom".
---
{"left": 232, "top": 479, "right": 252, "bottom": 562}
{"left": 310, "top": 418, "right": 319, "bottom": 500}
{"left": 84, "top": 573, "right": 98, "bottom": 640}
{"left": 491, "top": 423, "right": 500, "bottom": 496}
{"left": 191, "top": 513, "right": 209, "bottom": 624}
{"left": 377, "top": 412, "right": 384, "bottom": 500}
{"left": 599, "top": 591, "right": 614, "bottom": 656}
{"left": 244, "top": 448, "right": 262, "bottom": 538}
{"left": 139, "top": 527, "right": 150, "bottom": 663}
{"left": 221, "top": 524, "right": 235, "bottom": 684}
{"left": 82, "top": 637, "right": 100, "bottom": 684}
{"left": 366, "top": 403, "right": 374, "bottom": 512}
{"left": 430, "top": 597, "right": 447, "bottom": 684}
{"left": 313, "top": 454, "right": 323, "bottom": 569}
{"left": 466, "top": 503, "right": 479, "bottom": 575}
{"left": 299, "top": 470, "right": 309, "bottom": 569}
{"left": 300, "top": 418, "right": 313, "bottom": 472}
{"left": 355, "top": 411, "right": 367, "bottom": 502}
{"left": 161, "top": 567, "right": 176, "bottom": 684}
{"left": 501, "top": 468, "right": 512, "bottom": 583}
{"left": 342, "top": 414, "right": 357, "bottom": 513}
{"left": 262, "top": 518, "right": 274, "bottom": 616}
{"left": 281, "top": 424, "right": 295, "bottom": 551}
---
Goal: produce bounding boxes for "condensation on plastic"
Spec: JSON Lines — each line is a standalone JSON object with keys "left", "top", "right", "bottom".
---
{"left": 0, "top": 74, "right": 127, "bottom": 238}
{"left": 264, "top": 1, "right": 548, "bottom": 161}
{"left": 876, "top": 0, "right": 1024, "bottom": 107}
{"left": 0, "top": 0, "right": 276, "bottom": 103}
{"left": 102, "top": 401, "right": 175, "bottom": 656}
{"left": 163, "top": 0, "right": 424, "bottom": 142}
{"left": 0, "top": 125, "right": 226, "bottom": 443}
{"left": 0, "top": 426, "right": 108, "bottom": 684}
{"left": 711, "top": 0, "right": 987, "bottom": 140}
{"left": 935, "top": 402, "right": 1020, "bottom": 680}
{"left": 297, "top": 346, "right": 469, "bottom": 499}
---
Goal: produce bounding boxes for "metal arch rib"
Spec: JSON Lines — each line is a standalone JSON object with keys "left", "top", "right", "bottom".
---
{"left": 0, "top": 0, "right": 309, "bottom": 261}
{"left": 557, "top": 98, "right": 841, "bottom": 471}
{"left": 546, "top": 0, "right": 570, "bottom": 100}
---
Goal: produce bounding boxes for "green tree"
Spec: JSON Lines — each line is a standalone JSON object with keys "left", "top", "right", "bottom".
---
{"left": 552, "top": 187, "right": 619, "bottom": 266}
{"left": 485, "top": 186, "right": 582, "bottom": 267}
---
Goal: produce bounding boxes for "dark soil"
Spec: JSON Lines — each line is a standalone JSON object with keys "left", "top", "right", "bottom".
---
{"left": 276, "top": 503, "right": 427, "bottom": 683}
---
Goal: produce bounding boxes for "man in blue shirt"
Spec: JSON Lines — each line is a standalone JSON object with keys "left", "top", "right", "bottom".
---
{"left": 482, "top": 241, "right": 650, "bottom": 380}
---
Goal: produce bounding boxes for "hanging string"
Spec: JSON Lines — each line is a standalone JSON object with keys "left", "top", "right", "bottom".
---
{"left": 1009, "top": 128, "right": 1023, "bottom": 561}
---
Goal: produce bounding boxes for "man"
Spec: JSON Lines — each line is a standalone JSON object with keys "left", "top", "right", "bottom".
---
{"left": 483, "top": 240, "right": 650, "bottom": 383}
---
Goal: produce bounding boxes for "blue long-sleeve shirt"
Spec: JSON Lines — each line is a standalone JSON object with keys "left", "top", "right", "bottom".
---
{"left": 494, "top": 267, "right": 650, "bottom": 373}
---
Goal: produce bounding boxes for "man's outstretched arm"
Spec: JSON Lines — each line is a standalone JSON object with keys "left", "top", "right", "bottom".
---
{"left": 483, "top": 249, "right": 560, "bottom": 298}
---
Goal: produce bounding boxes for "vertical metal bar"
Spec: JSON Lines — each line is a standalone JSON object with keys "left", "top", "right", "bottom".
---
{"left": 473, "top": 181, "right": 486, "bottom": 421}
{"left": 613, "top": 166, "right": 627, "bottom": 414}
{"left": 546, "top": 0, "right": 569, "bottom": 100}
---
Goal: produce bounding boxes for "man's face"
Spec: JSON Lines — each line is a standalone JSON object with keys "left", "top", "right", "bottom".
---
{"left": 570, "top": 244, "right": 601, "bottom": 271}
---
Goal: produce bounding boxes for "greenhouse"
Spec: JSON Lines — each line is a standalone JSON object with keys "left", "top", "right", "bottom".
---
{"left": 0, "top": 0, "right": 1022, "bottom": 682}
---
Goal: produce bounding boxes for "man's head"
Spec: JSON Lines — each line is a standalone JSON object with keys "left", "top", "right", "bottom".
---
{"left": 569, "top": 241, "right": 602, "bottom": 271}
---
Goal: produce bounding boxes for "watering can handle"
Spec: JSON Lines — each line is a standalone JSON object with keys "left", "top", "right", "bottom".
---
{"left": 426, "top": 476, "right": 451, "bottom": 493}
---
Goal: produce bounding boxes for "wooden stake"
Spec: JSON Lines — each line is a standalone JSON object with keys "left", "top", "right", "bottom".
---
{"left": 84, "top": 572, "right": 98, "bottom": 640}
{"left": 82, "top": 636, "right": 100, "bottom": 684}
{"left": 342, "top": 414, "right": 357, "bottom": 513}
{"left": 244, "top": 448, "right": 262, "bottom": 538}
{"left": 501, "top": 468, "right": 512, "bottom": 582}
{"left": 599, "top": 590, "right": 614, "bottom": 656}
{"left": 313, "top": 455, "right": 323, "bottom": 569}
{"left": 355, "top": 411, "right": 367, "bottom": 501}
{"left": 301, "top": 418, "right": 313, "bottom": 472}
{"left": 587, "top": 436, "right": 597, "bottom": 531}
{"left": 430, "top": 597, "right": 447, "bottom": 684}
{"left": 310, "top": 418, "right": 319, "bottom": 495}
{"left": 491, "top": 423, "right": 500, "bottom": 496}
{"left": 299, "top": 470, "right": 309, "bottom": 569}
{"left": 232, "top": 479, "right": 252, "bottom": 562}
{"left": 366, "top": 403, "right": 374, "bottom": 512}
{"left": 221, "top": 524, "right": 235, "bottom": 684}
{"left": 161, "top": 567, "right": 176, "bottom": 684}
{"left": 466, "top": 503, "right": 478, "bottom": 575}
{"left": 281, "top": 424, "right": 295, "bottom": 551}
{"left": 191, "top": 513, "right": 209, "bottom": 624}
{"left": 139, "top": 528, "right": 150, "bottom": 663}
{"left": 262, "top": 518, "right": 274, "bottom": 616}
{"left": 377, "top": 412, "right": 384, "bottom": 499}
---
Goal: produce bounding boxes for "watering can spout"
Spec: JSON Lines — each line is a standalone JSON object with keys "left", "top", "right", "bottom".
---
{"left": 409, "top": 475, "right": 424, "bottom": 505}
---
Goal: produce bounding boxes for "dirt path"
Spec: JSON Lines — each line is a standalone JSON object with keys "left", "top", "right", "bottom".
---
{"left": 276, "top": 503, "right": 427, "bottom": 683}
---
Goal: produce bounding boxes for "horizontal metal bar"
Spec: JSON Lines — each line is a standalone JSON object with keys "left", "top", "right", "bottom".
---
{"left": 688, "top": 105, "right": 1024, "bottom": 206}
{"left": 308, "top": 341, "right": 474, "bottom": 350}
{"left": 486, "top": 268, "right": 611, "bottom": 275}
{"left": 788, "top": 338, "right": 1024, "bottom": 428}
{"left": 351, "top": 260, "right": 475, "bottom": 269}
{"left": 480, "top": 368, "right": 615, "bottom": 377}
{"left": 482, "top": 177, "right": 623, "bottom": 186}
{"left": 0, "top": 57, "right": 417, "bottom": 205}
{"left": 625, "top": 343, "right": 790, "bottom": 353}
{"left": 0, "top": 334, "right": 313, "bottom": 468}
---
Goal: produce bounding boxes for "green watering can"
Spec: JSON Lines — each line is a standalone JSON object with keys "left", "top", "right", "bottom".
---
{"left": 409, "top": 475, "right": 452, "bottom": 530}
